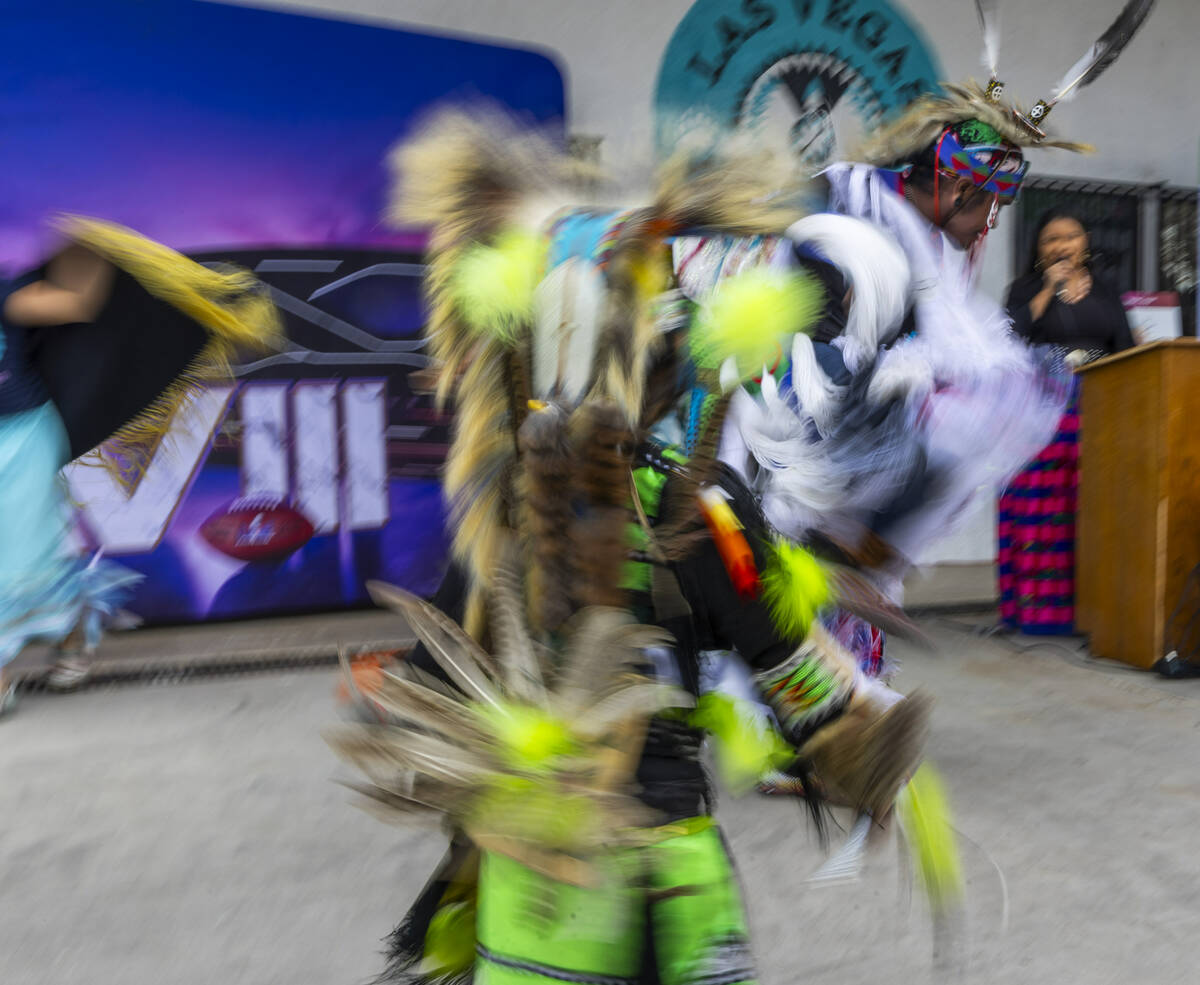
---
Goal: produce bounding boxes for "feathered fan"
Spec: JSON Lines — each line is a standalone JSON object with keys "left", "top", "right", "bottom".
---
{"left": 326, "top": 556, "right": 693, "bottom": 886}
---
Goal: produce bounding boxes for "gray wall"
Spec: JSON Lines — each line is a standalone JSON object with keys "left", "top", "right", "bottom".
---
{"left": 232, "top": 0, "right": 1192, "bottom": 297}
{"left": 229, "top": 0, "right": 1192, "bottom": 565}
{"left": 233, "top": 0, "right": 1193, "bottom": 178}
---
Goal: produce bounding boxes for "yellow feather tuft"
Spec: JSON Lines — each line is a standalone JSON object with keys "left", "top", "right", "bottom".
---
{"left": 692, "top": 268, "right": 822, "bottom": 383}
{"left": 477, "top": 703, "right": 579, "bottom": 772}
{"left": 449, "top": 229, "right": 547, "bottom": 341}
{"left": 760, "top": 538, "right": 831, "bottom": 643}
{"left": 422, "top": 900, "right": 476, "bottom": 976}
{"left": 897, "top": 763, "right": 965, "bottom": 912}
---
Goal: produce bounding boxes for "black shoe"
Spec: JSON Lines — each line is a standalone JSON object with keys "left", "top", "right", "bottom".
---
{"left": 1153, "top": 653, "right": 1200, "bottom": 679}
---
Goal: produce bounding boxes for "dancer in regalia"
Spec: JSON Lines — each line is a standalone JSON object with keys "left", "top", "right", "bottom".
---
{"left": 329, "top": 113, "right": 952, "bottom": 985}
{"left": 0, "top": 219, "right": 280, "bottom": 708}
{"left": 720, "top": 0, "right": 1157, "bottom": 634}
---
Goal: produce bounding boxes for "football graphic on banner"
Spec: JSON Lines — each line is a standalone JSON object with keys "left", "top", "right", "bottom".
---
{"left": 200, "top": 497, "right": 316, "bottom": 563}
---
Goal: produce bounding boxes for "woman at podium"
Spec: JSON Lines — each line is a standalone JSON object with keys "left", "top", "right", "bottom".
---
{"left": 998, "top": 209, "right": 1135, "bottom": 634}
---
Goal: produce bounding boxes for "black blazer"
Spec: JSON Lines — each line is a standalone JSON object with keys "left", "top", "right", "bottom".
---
{"left": 1005, "top": 271, "right": 1135, "bottom": 355}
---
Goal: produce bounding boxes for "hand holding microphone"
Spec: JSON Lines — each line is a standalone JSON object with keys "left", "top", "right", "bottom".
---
{"left": 1043, "top": 258, "right": 1074, "bottom": 300}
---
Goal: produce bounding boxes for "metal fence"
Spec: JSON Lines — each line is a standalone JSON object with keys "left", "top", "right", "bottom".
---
{"left": 1161, "top": 191, "right": 1198, "bottom": 334}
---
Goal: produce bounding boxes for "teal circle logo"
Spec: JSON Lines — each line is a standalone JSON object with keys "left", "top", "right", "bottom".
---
{"left": 655, "top": 0, "right": 943, "bottom": 169}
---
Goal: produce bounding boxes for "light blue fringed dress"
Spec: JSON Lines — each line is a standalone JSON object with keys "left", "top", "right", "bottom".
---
{"left": 0, "top": 298, "right": 141, "bottom": 668}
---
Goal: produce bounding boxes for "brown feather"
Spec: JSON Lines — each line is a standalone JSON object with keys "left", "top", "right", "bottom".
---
{"left": 325, "top": 725, "right": 495, "bottom": 786}
{"left": 487, "top": 542, "right": 546, "bottom": 702}
{"left": 366, "top": 581, "right": 503, "bottom": 706}
{"left": 368, "top": 672, "right": 491, "bottom": 742}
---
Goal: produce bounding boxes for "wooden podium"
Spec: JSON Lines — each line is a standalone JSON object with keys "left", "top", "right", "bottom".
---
{"left": 1076, "top": 339, "right": 1200, "bottom": 668}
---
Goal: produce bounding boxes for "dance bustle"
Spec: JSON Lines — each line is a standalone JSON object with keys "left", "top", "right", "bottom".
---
{"left": 330, "top": 573, "right": 690, "bottom": 882}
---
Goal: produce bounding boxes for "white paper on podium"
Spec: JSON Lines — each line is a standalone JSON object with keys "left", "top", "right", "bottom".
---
{"left": 1122, "top": 292, "right": 1183, "bottom": 344}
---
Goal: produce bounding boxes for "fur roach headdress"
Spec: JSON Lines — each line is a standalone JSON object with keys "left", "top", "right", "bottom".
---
{"left": 865, "top": 0, "right": 1155, "bottom": 165}
{"left": 390, "top": 110, "right": 817, "bottom": 640}
{"left": 861, "top": 81, "right": 1091, "bottom": 165}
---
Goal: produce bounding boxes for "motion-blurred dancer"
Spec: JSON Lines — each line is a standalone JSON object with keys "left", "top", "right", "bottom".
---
{"left": 0, "top": 219, "right": 279, "bottom": 709}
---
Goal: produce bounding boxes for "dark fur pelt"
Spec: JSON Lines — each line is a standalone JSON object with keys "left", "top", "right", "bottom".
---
{"left": 571, "top": 401, "right": 635, "bottom": 610}
{"left": 650, "top": 392, "right": 734, "bottom": 561}
{"left": 518, "top": 402, "right": 576, "bottom": 634}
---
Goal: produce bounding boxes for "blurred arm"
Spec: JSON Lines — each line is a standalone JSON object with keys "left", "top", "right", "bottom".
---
{"left": 3, "top": 246, "right": 114, "bottom": 327}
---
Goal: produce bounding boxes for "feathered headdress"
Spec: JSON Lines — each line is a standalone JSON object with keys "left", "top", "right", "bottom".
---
{"left": 864, "top": 0, "right": 1156, "bottom": 164}
{"left": 861, "top": 81, "right": 1091, "bottom": 164}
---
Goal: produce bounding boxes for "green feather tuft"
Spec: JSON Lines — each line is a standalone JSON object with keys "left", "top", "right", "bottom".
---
{"left": 690, "top": 268, "right": 822, "bottom": 381}
{"left": 761, "top": 538, "right": 831, "bottom": 642}
{"left": 897, "top": 763, "right": 964, "bottom": 912}
{"left": 449, "top": 228, "right": 547, "bottom": 340}
{"left": 422, "top": 900, "right": 476, "bottom": 975}
{"left": 476, "top": 703, "right": 579, "bottom": 772}
{"left": 689, "top": 692, "right": 794, "bottom": 795}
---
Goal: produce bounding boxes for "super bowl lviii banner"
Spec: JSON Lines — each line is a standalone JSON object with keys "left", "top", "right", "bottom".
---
{"left": 0, "top": 0, "right": 565, "bottom": 622}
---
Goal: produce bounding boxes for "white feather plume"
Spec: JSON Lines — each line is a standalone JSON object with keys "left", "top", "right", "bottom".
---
{"left": 975, "top": 0, "right": 1002, "bottom": 80}
{"left": 788, "top": 332, "right": 844, "bottom": 435}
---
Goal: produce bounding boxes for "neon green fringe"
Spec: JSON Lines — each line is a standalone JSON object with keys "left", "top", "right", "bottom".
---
{"left": 760, "top": 538, "right": 831, "bottom": 643}
{"left": 690, "top": 692, "right": 793, "bottom": 795}
{"left": 897, "top": 762, "right": 965, "bottom": 913}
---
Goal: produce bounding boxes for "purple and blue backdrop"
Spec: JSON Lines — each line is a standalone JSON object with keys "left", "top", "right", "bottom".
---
{"left": 0, "top": 0, "right": 565, "bottom": 621}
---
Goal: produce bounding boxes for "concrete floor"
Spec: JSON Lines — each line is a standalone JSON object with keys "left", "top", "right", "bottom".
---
{"left": 2, "top": 617, "right": 1198, "bottom": 985}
